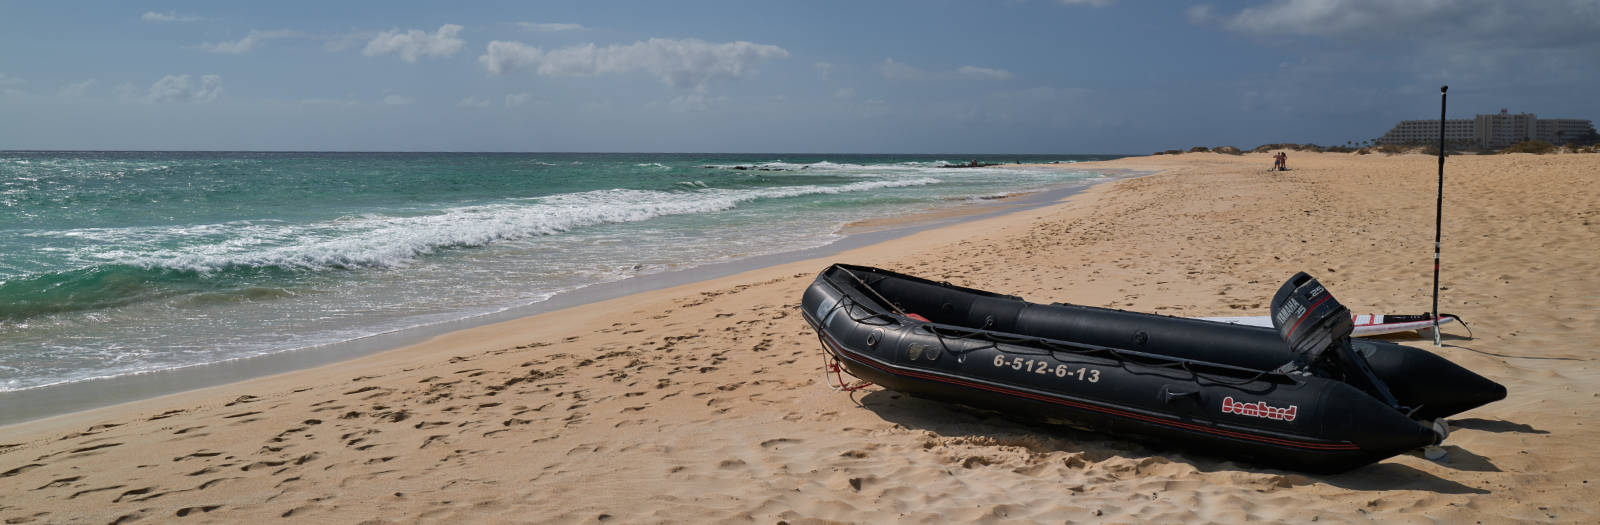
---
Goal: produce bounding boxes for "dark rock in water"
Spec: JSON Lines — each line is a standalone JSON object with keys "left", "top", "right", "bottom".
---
{"left": 937, "top": 163, "right": 1002, "bottom": 168}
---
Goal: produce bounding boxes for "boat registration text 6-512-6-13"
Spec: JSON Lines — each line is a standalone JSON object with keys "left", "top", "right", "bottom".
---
{"left": 991, "top": 355, "right": 1100, "bottom": 383}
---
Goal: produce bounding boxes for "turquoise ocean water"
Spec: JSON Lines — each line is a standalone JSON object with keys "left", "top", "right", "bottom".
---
{"left": 0, "top": 152, "right": 1120, "bottom": 391}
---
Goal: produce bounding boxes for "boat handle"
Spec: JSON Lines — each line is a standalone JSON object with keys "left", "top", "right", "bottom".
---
{"left": 1161, "top": 386, "right": 1201, "bottom": 404}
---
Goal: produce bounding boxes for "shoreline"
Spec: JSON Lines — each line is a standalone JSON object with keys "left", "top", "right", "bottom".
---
{"left": 2, "top": 151, "right": 1593, "bottom": 524}
{"left": 0, "top": 170, "right": 1128, "bottom": 428}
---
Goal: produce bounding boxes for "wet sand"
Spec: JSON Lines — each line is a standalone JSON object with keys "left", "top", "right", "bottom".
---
{"left": 1, "top": 151, "right": 1595, "bottom": 523}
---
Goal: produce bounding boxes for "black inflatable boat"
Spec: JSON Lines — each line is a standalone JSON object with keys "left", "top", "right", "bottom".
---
{"left": 800, "top": 264, "right": 1506, "bottom": 472}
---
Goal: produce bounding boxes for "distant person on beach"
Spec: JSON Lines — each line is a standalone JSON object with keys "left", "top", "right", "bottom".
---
{"left": 1272, "top": 152, "right": 1287, "bottom": 171}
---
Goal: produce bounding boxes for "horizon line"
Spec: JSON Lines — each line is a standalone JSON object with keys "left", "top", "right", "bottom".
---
{"left": 0, "top": 149, "right": 1139, "bottom": 156}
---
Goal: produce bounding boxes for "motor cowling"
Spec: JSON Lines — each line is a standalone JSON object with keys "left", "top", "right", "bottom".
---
{"left": 1270, "top": 272, "right": 1352, "bottom": 364}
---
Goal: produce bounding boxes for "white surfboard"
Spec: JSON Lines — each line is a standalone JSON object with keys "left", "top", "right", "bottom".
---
{"left": 1196, "top": 313, "right": 1457, "bottom": 337}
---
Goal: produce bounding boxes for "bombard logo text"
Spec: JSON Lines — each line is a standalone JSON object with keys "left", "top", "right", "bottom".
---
{"left": 1221, "top": 396, "right": 1298, "bottom": 422}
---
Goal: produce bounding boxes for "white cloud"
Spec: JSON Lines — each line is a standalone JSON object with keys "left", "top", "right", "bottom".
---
{"left": 667, "top": 93, "right": 724, "bottom": 112}
{"left": 301, "top": 98, "right": 359, "bottom": 106}
{"left": 114, "top": 82, "right": 139, "bottom": 101}
{"left": 58, "top": 79, "right": 95, "bottom": 98}
{"left": 141, "top": 11, "right": 202, "bottom": 23}
{"left": 148, "top": 74, "right": 222, "bottom": 103}
{"left": 323, "top": 33, "right": 368, "bottom": 53}
{"left": 363, "top": 24, "right": 465, "bottom": 63}
{"left": 1192, "top": 1, "right": 1426, "bottom": 36}
{"left": 876, "top": 58, "right": 924, "bottom": 80}
{"left": 1190, "top": 0, "right": 1600, "bottom": 90}
{"left": 381, "top": 94, "right": 416, "bottom": 105}
{"left": 504, "top": 92, "right": 533, "bottom": 107}
{"left": 992, "top": 86, "right": 1093, "bottom": 103}
{"left": 834, "top": 87, "right": 855, "bottom": 99}
{"left": 0, "top": 72, "right": 22, "bottom": 86}
{"left": 199, "top": 30, "right": 301, "bottom": 54}
{"left": 518, "top": 22, "right": 585, "bottom": 32}
{"left": 480, "top": 41, "right": 543, "bottom": 75}
{"left": 957, "top": 65, "right": 1014, "bottom": 80}
{"left": 480, "top": 38, "right": 789, "bottom": 91}
{"left": 878, "top": 60, "right": 1012, "bottom": 81}
{"left": 1190, "top": 0, "right": 1600, "bottom": 41}
{"left": 458, "top": 96, "right": 493, "bottom": 108}
{"left": 1059, "top": 0, "right": 1115, "bottom": 6}
{"left": 814, "top": 61, "right": 834, "bottom": 79}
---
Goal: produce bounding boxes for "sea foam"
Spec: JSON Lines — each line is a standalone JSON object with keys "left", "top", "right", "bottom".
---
{"left": 21, "top": 177, "right": 941, "bottom": 279}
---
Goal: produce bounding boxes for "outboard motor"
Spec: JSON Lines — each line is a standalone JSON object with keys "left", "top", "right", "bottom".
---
{"left": 1271, "top": 272, "right": 1403, "bottom": 409}
{"left": 1271, "top": 272, "right": 1352, "bottom": 362}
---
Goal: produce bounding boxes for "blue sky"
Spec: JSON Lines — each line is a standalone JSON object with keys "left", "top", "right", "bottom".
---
{"left": 2, "top": 1, "right": 1596, "bottom": 153}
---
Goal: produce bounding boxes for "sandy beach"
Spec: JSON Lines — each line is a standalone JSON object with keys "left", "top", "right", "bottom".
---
{"left": 2, "top": 151, "right": 1596, "bottom": 523}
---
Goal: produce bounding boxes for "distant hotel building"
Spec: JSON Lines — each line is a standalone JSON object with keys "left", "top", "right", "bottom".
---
{"left": 1376, "top": 109, "right": 1597, "bottom": 149}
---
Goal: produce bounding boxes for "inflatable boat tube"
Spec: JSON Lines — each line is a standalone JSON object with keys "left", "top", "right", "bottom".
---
{"left": 800, "top": 264, "right": 1506, "bottom": 472}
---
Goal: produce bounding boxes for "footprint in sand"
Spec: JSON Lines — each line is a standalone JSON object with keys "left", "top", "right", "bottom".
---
{"left": 172, "top": 450, "right": 223, "bottom": 462}
{"left": 240, "top": 459, "right": 286, "bottom": 472}
{"left": 222, "top": 411, "right": 265, "bottom": 424}
{"left": 2, "top": 463, "right": 45, "bottom": 478}
{"left": 197, "top": 477, "right": 237, "bottom": 491}
{"left": 58, "top": 422, "right": 123, "bottom": 440}
{"left": 66, "top": 442, "right": 122, "bottom": 456}
{"left": 339, "top": 429, "right": 379, "bottom": 448}
{"left": 224, "top": 395, "right": 260, "bottom": 407}
{"left": 67, "top": 484, "right": 124, "bottom": 499}
{"left": 113, "top": 486, "right": 172, "bottom": 503}
{"left": 147, "top": 409, "right": 186, "bottom": 421}
{"left": 33, "top": 475, "right": 81, "bottom": 490}
{"left": 175, "top": 505, "right": 222, "bottom": 517}
{"left": 759, "top": 438, "right": 799, "bottom": 448}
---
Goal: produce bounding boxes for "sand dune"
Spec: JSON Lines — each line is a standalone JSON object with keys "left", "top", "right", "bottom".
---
{"left": 1, "top": 151, "right": 1595, "bottom": 523}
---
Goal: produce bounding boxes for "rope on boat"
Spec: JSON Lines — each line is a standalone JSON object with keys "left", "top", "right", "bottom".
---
{"left": 819, "top": 339, "right": 873, "bottom": 392}
{"left": 809, "top": 296, "right": 875, "bottom": 393}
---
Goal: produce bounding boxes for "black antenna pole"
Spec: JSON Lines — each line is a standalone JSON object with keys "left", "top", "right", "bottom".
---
{"left": 1432, "top": 85, "right": 1447, "bottom": 347}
